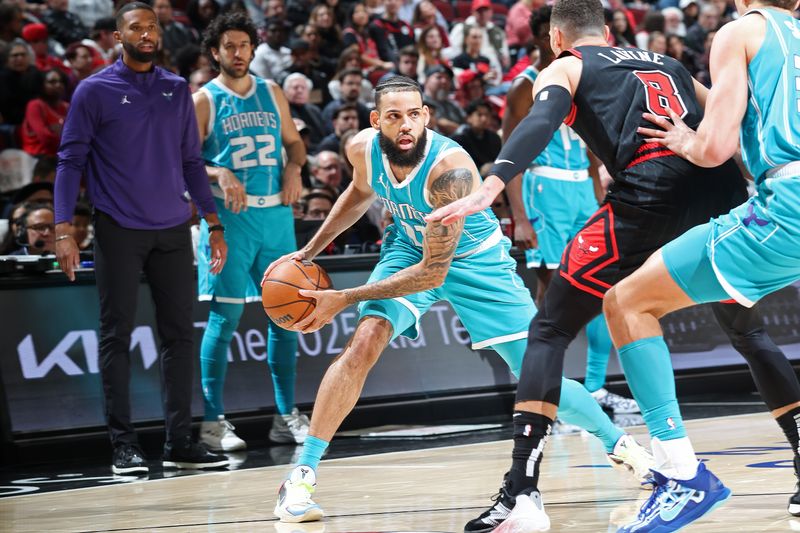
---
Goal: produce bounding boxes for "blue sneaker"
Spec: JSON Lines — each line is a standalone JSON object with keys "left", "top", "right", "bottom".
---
{"left": 617, "top": 463, "right": 731, "bottom": 532}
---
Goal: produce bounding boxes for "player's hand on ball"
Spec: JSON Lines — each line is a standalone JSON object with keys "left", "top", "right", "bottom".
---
{"left": 218, "top": 168, "right": 247, "bottom": 213}
{"left": 514, "top": 218, "right": 538, "bottom": 250}
{"left": 281, "top": 162, "right": 303, "bottom": 205}
{"left": 262, "top": 251, "right": 308, "bottom": 286}
{"left": 293, "top": 289, "right": 348, "bottom": 332}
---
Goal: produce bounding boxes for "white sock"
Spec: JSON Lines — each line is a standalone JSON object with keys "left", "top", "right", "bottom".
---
{"left": 654, "top": 436, "right": 699, "bottom": 480}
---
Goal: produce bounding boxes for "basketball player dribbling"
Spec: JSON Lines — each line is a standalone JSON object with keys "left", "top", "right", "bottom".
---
{"left": 263, "top": 76, "right": 652, "bottom": 526}
{"left": 427, "top": 0, "right": 800, "bottom": 529}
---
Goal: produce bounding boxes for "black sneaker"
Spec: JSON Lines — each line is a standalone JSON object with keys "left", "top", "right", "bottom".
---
{"left": 789, "top": 455, "right": 800, "bottom": 516}
{"left": 162, "top": 437, "right": 230, "bottom": 470}
{"left": 111, "top": 444, "right": 149, "bottom": 475}
{"left": 464, "top": 472, "right": 520, "bottom": 533}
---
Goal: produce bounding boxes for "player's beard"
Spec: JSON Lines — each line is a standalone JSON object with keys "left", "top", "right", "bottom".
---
{"left": 122, "top": 40, "right": 157, "bottom": 64}
{"left": 379, "top": 128, "right": 427, "bottom": 169}
{"left": 220, "top": 60, "right": 250, "bottom": 79}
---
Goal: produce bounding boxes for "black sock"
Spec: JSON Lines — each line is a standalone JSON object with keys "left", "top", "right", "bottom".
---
{"left": 777, "top": 406, "right": 800, "bottom": 460}
{"left": 509, "top": 411, "right": 553, "bottom": 495}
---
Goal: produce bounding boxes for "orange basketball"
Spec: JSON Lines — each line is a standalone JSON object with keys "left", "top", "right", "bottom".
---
{"left": 262, "top": 260, "right": 333, "bottom": 329}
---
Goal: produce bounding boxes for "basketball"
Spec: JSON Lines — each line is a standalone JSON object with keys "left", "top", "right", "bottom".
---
{"left": 262, "top": 259, "right": 333, "bottom": 329}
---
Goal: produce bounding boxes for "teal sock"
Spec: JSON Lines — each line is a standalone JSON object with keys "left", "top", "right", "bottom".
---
{"left": 297, "top": 435, "right": 329, "bottom": 470}
{"left": 560, "top": 377, "right": 624, "bottom": 453}
{"left": 618, "top": 336, "right": 686, "bottom": 440}
{"left": 200, "top": 302, "right": 244, "bottom": 421}
{"left": 268, "top": 321, "right": 298, "bottom": 415}
{"left": 491, "top": 339, "right": 623, "bottom": 453}
{"left": 584, "top": 314, "right": 613, "bottom": 392}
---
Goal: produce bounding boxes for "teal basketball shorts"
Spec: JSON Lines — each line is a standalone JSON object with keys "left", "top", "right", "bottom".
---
{"left": 359, "top": 226, "right": 536, "bottom": 349}
{"left": 663, "top": 172, "right": 800, "bottom": 307}
{"left": 521, "top": 167, "right": 598, "bottom": 269}
{"left": 198, "top": 199, "right": 296, "bottom": 304}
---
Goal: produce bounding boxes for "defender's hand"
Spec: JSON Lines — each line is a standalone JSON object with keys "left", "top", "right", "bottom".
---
{"left": 425, "top": 176, "right": 505, "bottom": 226}
{"left": 637, "top": 109, "right": 696, "bottom": 159}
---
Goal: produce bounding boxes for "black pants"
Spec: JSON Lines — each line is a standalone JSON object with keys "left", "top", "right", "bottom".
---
{"left": 94, "top": 211, "right": 195, "bottom": 448}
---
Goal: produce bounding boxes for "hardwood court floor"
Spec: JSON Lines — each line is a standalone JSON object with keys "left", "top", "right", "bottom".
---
{"left": 2, "top": 413, "right": 797, "bottom": 532}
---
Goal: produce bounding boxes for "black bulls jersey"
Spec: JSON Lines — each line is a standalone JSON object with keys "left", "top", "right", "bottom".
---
{"left": 563, "top": 45, "right": 743, "bottom": 213}
{"left": 565, "top": 45, "right": 702, "bottom": 174}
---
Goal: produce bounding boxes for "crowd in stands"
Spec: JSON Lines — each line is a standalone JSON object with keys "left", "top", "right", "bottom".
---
{"left": 0, "top": 0, "right": 748, "bottom": 258}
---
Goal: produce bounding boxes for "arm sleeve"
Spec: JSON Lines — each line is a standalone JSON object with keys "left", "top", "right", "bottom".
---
{"left": 179, "top": 84, "right": 217, "bottom": 217}
{"left": 54, "top": 84, "right": 96, "bottom": 224}
{"left": 488, "top": 84, "right": 573, "bottom": 184}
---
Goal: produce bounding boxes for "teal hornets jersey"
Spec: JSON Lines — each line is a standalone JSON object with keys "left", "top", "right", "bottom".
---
{"left": 516, "top": 66, "right": 589, "bottom": 171}
{"left": 200, "top": 76, "right": 283, "bottom": 196}
{"left": 741, "top": 8, "right": 800, "bottom": 182}
{"left": 366, "top": 129, "right": 500, "bottom": 256}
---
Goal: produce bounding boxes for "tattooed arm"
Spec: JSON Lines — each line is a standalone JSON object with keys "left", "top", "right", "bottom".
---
{"left": 341, "top": 167, "right": 472, "bottom": 304}
{"left": 292, "top": 162, "right": 478, "bottom": 333}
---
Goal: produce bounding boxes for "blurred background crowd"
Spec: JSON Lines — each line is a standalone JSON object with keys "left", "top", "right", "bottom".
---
{"left": 0, "top": 0, "right": 740, "bottom": 258}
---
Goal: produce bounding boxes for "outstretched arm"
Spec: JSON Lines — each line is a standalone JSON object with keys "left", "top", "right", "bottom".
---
{"left": 293, "top": 166, "right": 474, "bottom": 332}
{"left": 426, "top": 58, "right": 580, "bottom": 225}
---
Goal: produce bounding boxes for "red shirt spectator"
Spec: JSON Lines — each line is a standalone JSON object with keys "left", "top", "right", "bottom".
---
{"left": 21, "top": 69, "right": 69, "bottom": 157}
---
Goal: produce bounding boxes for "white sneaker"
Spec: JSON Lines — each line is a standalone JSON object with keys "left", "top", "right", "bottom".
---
{"left": 274, "top": 465, "right": 325, "bottom": 523}
{"left": 492, "top": 490, "right": 550, "bottom": 532}
{"left": 592, "top": 387, "right": 640, "bottom": 414}
{"left": 607, "top": 434, "right": 655, "bottom": 489}
{"left": 200, "top": 416, "right": 247, "bottom": 452}
{"left": 270, "top": 408, "right": 310, "bottom": 444}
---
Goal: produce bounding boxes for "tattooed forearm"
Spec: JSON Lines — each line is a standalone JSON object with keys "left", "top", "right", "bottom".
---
{"left": 342, "top": 168, "right": 473, "bottom": 305}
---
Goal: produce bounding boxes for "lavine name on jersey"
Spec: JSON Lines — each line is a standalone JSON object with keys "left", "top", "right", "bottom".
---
{"left": 597, "top": 48, "right": 665, "bottom": 66}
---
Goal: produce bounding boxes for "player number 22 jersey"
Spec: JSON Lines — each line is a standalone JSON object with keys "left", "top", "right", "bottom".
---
{"left": 200, "top": 75, "right": 284, "bottom": 197}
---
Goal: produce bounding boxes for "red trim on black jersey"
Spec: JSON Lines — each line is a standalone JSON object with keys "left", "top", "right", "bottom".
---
{"left": 559, "top": 204, "right": 620, "bottom": 299}
{"left": 564, "top": 103, "right": 578, "bottom": 126}
{"left": 626, "top": 142, "right": 676, "bottom": 169}
{"left": 558, "top": 48, "right": 583, "bottom": 60}
{"left": 627, "top": 149, "right": 675, "bottom": 168}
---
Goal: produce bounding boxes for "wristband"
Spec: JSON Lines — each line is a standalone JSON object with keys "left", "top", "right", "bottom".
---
{"left": 208, "top": 224, "right": 225, "bottom": 233}
{"left": 55, "top": 234, "right": 72, "bottom": 242}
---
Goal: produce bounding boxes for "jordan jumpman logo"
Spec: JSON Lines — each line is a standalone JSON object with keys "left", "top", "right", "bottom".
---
{"left": 742, "top": 203, "right": 769, "bottom": 227}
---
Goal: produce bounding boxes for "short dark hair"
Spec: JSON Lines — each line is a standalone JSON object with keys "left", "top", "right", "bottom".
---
{"left": 115, "top": 2, "right": 156, "bottom": 30}
{"left": 465, "top": 99, "right": 490, "bottom": 116}
{"left": 337, "top": 67, "right": 363, "bottom": 83}
{"left": 32, "top": 156, "right": 57, "bottom": 181}
{"left": 374, "top": 75, "right": 423, "bottom": 109}
{"left": 202, "top": 12, "right": 258, "bottom": 69}
{"left": 551, "top": 0, "right": 605, "bottom": 41}
{"left": 332, "top": 102, "right": 358, "bottom": 120}
{"left": 398, "top": 45, "right": 419, "bottom": 59}
{"left": 529, "top": 6, "right": 552, "bottom": 38}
